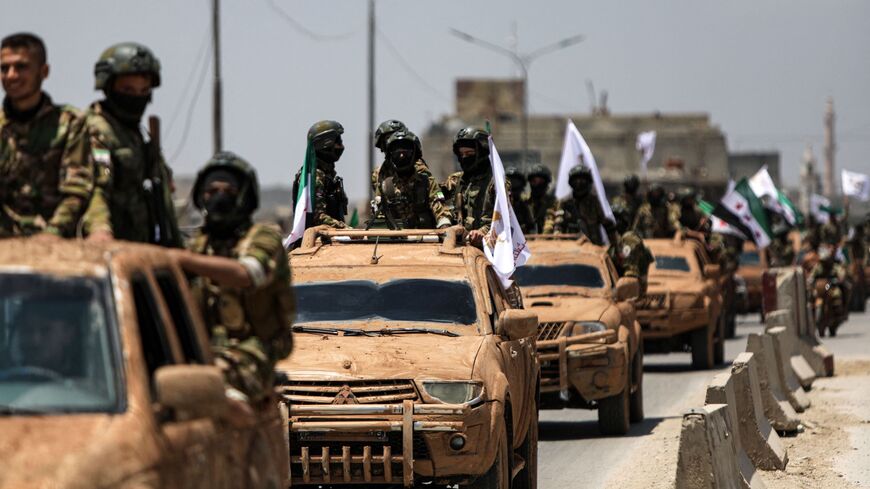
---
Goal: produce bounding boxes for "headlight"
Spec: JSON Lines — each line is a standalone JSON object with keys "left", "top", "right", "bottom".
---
{"left": 421, "top": 381, "right": 484, "bottom": 405}
{"left": 574, "top": 321, "right": 607, "bottom": 335}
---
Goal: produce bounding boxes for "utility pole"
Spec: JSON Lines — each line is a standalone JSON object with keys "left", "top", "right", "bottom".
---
{"left": 212, "top": 0, "right": 223, "bottom": 154}
{"left": 367, "top": 0, "right": 376, "bottom": 202}
{"left": 450, "top": 28, "right": 584, "bottom": 170}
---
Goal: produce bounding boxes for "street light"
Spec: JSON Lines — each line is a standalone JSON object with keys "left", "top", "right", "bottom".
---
{"left": 450, "top": 28, "right": 585, "bottom": 169}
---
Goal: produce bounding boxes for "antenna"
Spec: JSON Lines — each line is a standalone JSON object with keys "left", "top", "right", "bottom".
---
{"left": 370, "top": 236, "right": 382, "bottom": 264}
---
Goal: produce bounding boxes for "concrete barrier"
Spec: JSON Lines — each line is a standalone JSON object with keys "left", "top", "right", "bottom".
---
{"left": 772, "top": 267, "right": 835, "bottom": 377}
{"left": 730, "top": 353, "right": 789, "bottom": 470}
{"left": 765, "top": 309, "right": 815, "bottom": 390}
{"left": 746, "top": 333, "right": 803, "bottom": 430}
{"left": 675, "top": 404, "right": 760, "bottom": 489}
{"left": 704, "top": 374, "right": 767, "bottom": 487}
{"left": 767, "top": 327, "right": 811, "bottom": 412}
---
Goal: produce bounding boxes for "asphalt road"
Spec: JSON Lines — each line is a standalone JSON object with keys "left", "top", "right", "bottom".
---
{"left": 537, "top": 311, "right": 870, "bottom": 488}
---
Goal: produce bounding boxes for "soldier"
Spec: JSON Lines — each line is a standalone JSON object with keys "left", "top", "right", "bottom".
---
{"left": 442, "top": 126, "right": 499, "bottom": 246}
{"left": 81, "top": 42, "right": 180, "bottom": 246}
{"left": 809, "top": 243, "right": 850, "bottom": 337}
{"left": 609, "top": 201, "right": 653, "bottom": 294}
{"left": 543, "top": 165, "right": 616, "bottom": 245}
{"left": 673, "top": 187, "right": 704, "bottom": 232}
{"left": 0, "top": 32, "right": 92, "bottom": 238}
{"left": 767, "top": 220, "right": 796, "bottom": 267}
{"left": 844, "top": 220, "right": 867, "bottom": 310}
{"left": 293, "top": 120, "right": 349, "bottom": 230}
{"left": 525, "top": 163, "right": 556, "bottom": 233}
{"left": 373, "top": 119, "right": 407, "bottom": 156}
{"left": 820, "top": 213, "right": 843, "bottom": 247}
{"left": 610, "top": 174, "right": 643, "bottom": 227}
{"left": 174, "top": 151, "right": 294, "bottom": 402}
{"left": 636, "top": 183, "right": 677, "bottom": 238}
{"left": 504, "top": 166, "right": 536, "bottom": 234}
{"left": 370, "top": 130, "right": 451, "bottom": 229}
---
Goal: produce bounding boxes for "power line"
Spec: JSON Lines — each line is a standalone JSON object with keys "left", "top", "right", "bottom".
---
{"left": 376, "top": 28, "right": 450, "bottom": 103}
{"left": 166, "top": 27, "right": 211, "bottom": 137}
{"left": 264, "top": 0, "right": 356, "bottom": 41}
{"left": 169, "top": 46, "right": 213, "bottom": 163}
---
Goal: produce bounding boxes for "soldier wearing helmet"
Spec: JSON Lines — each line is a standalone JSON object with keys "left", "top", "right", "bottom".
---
{"left": 635, "top": 183, "right": 677, "bottom": 238}
{"left": 80, "top": 42, "right": 180, "bottom": 246}
{"left": 373, "top": 119, "right": 407, "bottom": 155}
{"left": 673, "top": 186, "right": 705, "bottom": 232}
{"left": 609, "top": 200, "right": 653, "bottom": 295}
{"left": 504, "top": 166, "right": 536, "bottom": 234}
{"left": 441, "top": 126, "right": 502, "bottom": 246}
{"left": 0, "top": 32, "right": 92, "bottom": 238}
{"left": 610, "top": 174, "right": 643, "bottom": 230}
{"left": 174, "top": 151, "right": 295, "bottom": 402}
{"left": 370, "top": 129, "right": 451, "bottom": 229}
{"left": 292, "top": 120, "right": 350, "bottom": 233}
{"left": 543, "top": 165, "right": 616, "bottom": 245}
{"left": 524, "top": 163, "right": 555, "bottom": 234}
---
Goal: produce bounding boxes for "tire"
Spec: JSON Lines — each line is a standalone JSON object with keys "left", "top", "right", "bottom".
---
{"left": 691, "top": 326, "right": 714, "bottom": 370}
{"left": 598, "top": 374, "right": 630, "bottom": 435}
{"left": 513, "top": 402, "right": 538, "bottom": 489}
{"left": 629, "top": 343, "right": 644, "bottom": 423}
{"left": 468, "top": 419, "right": 510, "bottom": 489}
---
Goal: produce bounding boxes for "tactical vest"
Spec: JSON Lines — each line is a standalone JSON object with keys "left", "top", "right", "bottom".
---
{"left": 379, "top": 170, "right": 436, "bottom": 229}
{"left": 454, "top": 174, "right": 493, "bottom": 231}
{"left": 189, "top": 224, "right": 295, "bottom": 362}
{"left": 293, "top": 168, "right": 348, "bottom": 226}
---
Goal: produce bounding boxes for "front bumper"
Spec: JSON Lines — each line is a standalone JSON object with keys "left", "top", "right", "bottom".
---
{"left": 287, "top": 399, "right": 495, "bottom": 486}
{"left": 537, "top": 330, "right": 628, "bottom": 401}
{"left": 637, "top": 306, "right": 708, "bottom": 339}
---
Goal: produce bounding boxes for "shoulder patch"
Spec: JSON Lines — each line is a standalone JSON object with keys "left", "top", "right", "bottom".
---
{"left": 92, "top": 148, "right": 111, "bottom": 165}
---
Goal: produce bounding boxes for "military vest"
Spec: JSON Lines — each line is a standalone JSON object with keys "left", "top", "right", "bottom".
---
{"left": 375, "top": 163, "right": 436, "bottom": 229}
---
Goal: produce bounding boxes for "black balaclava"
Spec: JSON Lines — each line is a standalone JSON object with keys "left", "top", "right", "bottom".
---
{"left": 201, "top": 170, "right": 249, "bottom": 237}
{"left": 570, "top": 176, "right": 592, "bottom": 198}
{"left": 457, "top": 143, "right": 488, "bottom": 176}
{"left": 104, "top": 89, "right": 151, "bottom": 127}
{"left": 315, "top": 136, "right": 344, "bottom": 170}
{"left": 389, "top": 140, "right": 416, "bottom": 176}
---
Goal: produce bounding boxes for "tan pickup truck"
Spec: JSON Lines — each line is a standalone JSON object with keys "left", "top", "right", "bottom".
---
{"left": 278, "top": 226, "right": 539, "bottom": 489}
{"left": 637, "top": 235, "right": 725, "bottom": 369}
{"left": 0, "top": 239, "right": 288, "bottom": 489}
{"left": 515, "top": 235, "right": 643, "bottom": 435}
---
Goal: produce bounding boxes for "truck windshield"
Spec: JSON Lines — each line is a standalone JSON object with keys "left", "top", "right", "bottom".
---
{"left": 295, "top": 279, "right": 477, "bottom": 325}
{"left": 654, "top": 256, "right": 691, "bottom": 272}
{"left": 513, "top": 264, "right": 605, "bottom": 288}
{"left": 0, "top": 273, "right": 120, "bottom": 414}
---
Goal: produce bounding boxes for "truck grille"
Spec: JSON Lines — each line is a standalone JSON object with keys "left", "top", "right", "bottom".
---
{"left": 636, "top": 293, "right": 667, "bottom": 310}
{"left": 540, "top": 361, "right": 560, "bottom": 387}
{"left": 537, "top": 321, "right": 568, "bottom": 341}
{"left": 280, "top": 379, "right": 419, "bottom": 405}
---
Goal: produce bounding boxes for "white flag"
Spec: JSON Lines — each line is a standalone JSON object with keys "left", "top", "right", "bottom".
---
{"left": 483, "top": 136, "right": 531, "bottom": 289}
{"left": 748, "top": 165, "right": 784, "bottom": 214}
{"left": 555, "top": 120, "right": 613, "bottom": 243}
{"left": 809, "top": 194, "right": 831, "bottom": 224}
{"left": 636, "top": 131, "right": 656, "bottom": 174}
{"left": 842, "top": 169, "right": 870, "bottom": 201}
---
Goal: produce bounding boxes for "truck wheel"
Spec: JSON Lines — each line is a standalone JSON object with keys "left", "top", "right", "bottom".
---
{"left": 468, "top": 420, "right": 510, "bottom": 489}
{"left": 629, "top": 343, "right": 644, "bottom": 423}
{"left": 691, "top": 326, "right": 714, "bottom": 370}
{"left": 598, "top": 376, "right": 630, "bottom": 435}
{"left": 513, "top": 402, "right": 538, "bottom": 489}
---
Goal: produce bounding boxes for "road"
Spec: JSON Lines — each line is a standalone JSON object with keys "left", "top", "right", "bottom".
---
{"left": 537, "top": 311, "right": 870, "bottom": 488}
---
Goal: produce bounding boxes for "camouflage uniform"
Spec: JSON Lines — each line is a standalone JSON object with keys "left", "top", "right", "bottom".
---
{"left": 0, "top": 95, "right": 92, "bottom": 237}
{"left": 611, "top": 193, "right": 643, "bottom": 229}
{"left": 609, "top": 230, "right": 653, "bottom": 293}
{"left": 504, "top": 167, "right": 536, "bottom": 234}
{"left": 820, "top": 220, "right": 843, "bottom": 246}
{"left": 635, "top": 201, "right": 678, "bottom": 238}
{"left": 543, "top": 193, "right": 616, "bottom": 245}
{"left": 768, "top": 234, "right": 796, "bottom": 267}
{"left": 371, "top": 160, "right": 451, "bottom": 229}
{"left": 526, "top": 192, "right": 555, "bottom": 235}
{"left": 442, "top": 170, "right": 499, "bottom": 235}
{"left": 189, "top": 153, "right": 294, "bottom": 402}
{"left": 294, "top": 163, "right": 348, "bottom": 229}
{"left": 81, "top": 101, "right": 180, "bottom": 244}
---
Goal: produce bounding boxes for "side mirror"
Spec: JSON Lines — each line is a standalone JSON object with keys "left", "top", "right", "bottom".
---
{"left": 155, "top": 365, "right": 228, "bottom": 420}
{"left": 704, "top": 264, "right": 721, "bottom": 281}
{"left": 496, "top": 309, "right": 538, "bottom": 340}
{"left": 614, "top": 277, "right": 640, "bottom": 301}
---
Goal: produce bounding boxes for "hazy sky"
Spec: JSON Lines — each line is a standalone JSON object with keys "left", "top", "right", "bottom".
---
{"left": 4, "top": 1, "right": 869, "bottom": 200}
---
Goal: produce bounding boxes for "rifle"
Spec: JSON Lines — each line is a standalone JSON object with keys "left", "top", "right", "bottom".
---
{"left": 145, "top": 116, "right": 182, "bottom": 247}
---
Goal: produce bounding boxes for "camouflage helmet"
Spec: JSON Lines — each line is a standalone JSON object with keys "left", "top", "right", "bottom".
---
{"left": 385, "top": 129, "right": 420, "bottom": 151}
{"left": 504, "top": 166, "right": 527, "bottom": 185}
{"left": 568, "top": 165, "right": 592, "bottom": 181}
{"left": 191, "top": 151, "right": 260, "bottom": 213}
{"left": 374, "top": 119, "right": 407, "bottom": 151}
{"left": 527, "top": 163, "right": 552, "bottom": 184}
{"left": 307, "top": 120, "right": 344, "bottom": 151}
{"left": 452, "top": 126, "right": 490, "bottom": 156}
{"left": 94, "top": 42, "right": 161, "bottom": 90}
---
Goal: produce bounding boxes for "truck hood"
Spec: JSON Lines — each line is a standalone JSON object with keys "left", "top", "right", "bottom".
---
{"left": 524, "top": 295, "right": 612, "bottom": 323}
{"left": 0, "top": 414, "right": 147, "bottom": 489}
{"left": 277, "top": 332, "right": 485, "bottom": 381}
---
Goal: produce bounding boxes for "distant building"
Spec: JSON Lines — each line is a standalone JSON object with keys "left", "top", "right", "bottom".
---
{"left": 423, "top": 78, "right": 733, "bottom": 200}
{"left": 727, "top": 151, "right": 781, "bottom": 185}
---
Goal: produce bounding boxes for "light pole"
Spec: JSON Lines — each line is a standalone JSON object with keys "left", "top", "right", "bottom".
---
{"left": 212, "top": 0, "right": 223, "bottom": 154}
{"left": 450, "top": 28, "right": 584, "bottom": 169}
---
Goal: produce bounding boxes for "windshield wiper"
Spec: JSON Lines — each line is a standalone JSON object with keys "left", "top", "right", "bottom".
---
{"left": 291, "top": 326, "right": 378, "bottom": 336}
{"left": 527, "top": 291, "right": 581, "bottom": 298}
{"left": 376, "top": 327, "right": 459, "bottom": 337}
